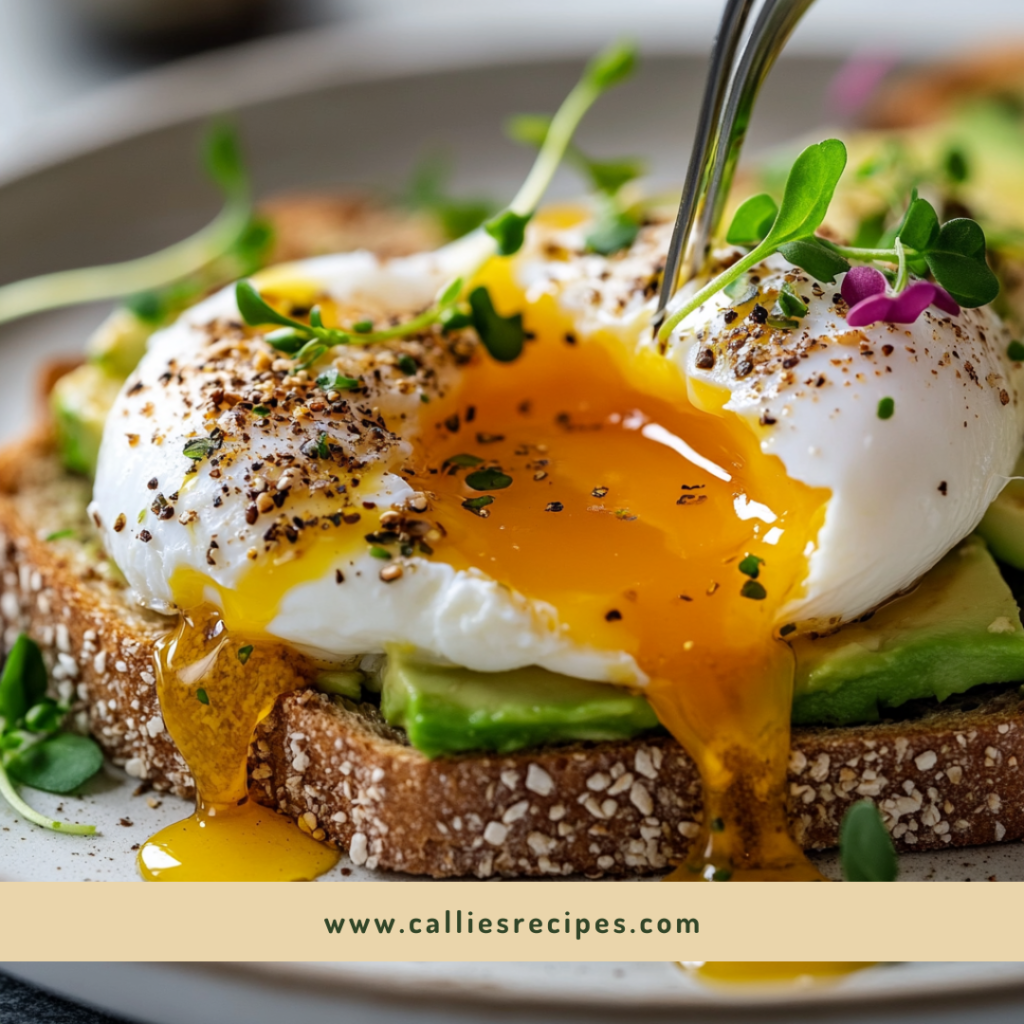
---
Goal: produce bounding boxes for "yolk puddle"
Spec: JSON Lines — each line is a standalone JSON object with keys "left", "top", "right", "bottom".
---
{"left": 138, "top": 606, "right": 339, "bottom": 881}
{"left": 685, "top": 962, "right": 875, "bottom": 984}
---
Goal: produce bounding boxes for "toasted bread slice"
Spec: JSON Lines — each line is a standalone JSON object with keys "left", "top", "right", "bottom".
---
{"left": 2, "top": 430, "right": 1024, "bottom": 877}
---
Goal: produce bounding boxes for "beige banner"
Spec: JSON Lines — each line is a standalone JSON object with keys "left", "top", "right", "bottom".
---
{"left": 2, "top": 881, "right": 1024, "bottom": 961}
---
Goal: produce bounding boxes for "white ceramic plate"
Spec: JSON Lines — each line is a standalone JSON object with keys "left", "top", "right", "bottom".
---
{"left": 2, "top": 15, "right": 1024, "bottom": 1021}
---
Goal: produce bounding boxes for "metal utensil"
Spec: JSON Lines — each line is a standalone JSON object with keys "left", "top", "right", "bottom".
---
{"left": 654, "top": 0, "right": 817, "bottom": 330}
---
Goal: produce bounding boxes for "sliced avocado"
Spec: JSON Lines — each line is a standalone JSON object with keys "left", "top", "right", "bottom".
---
{"left": 381, "top": 647, "right": 661, "bottom": 758}
{"left": 977, "top": 451, "right": 1024, "bottom": 568}
{"left": 791, "top": 536, "right": 1024, "bottom": 725}
{"left": 50, "top": 364, "right": 122, "bottom": 477}
{"left": 85, "top": 306, "right": 154, "bottom": 380}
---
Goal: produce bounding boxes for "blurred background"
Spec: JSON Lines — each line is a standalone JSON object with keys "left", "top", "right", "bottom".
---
{"left": 5, "top": 0, "right": 1024, "bottom": 159}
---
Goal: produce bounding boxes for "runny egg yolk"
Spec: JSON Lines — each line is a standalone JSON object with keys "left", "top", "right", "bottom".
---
{"left": 139, "top": 245, "right": 830, "bottom": 883}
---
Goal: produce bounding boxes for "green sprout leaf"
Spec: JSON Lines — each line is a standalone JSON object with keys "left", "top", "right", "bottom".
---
{"left": 182, "top": 430, "right": 223, "bottom": 462}
{"left": 465, "top": 468, "right": 513, "bottom": 491}
{"left": 485, "top": 210, "right": 532, "bottom": 256}
{"left": 237, "top": 645, "right": 253, "bottom": 665}
{"left": 317, "top": 369, "right": 361, "bottom": 392}
{"left": 462, "top": 495, "right": 495, "bottom": 513}
{"left": 895, "top": 194, "right": 940, "bottom": 254}
{"left": 840, "top": 800, "right": 898, "bottom": 881}
{"left": 196, "top": 688, "right": 210, "bottom": 705}
{"left": 264, "top": 329, "right": 308, "bottom": 354}
{"left": 235, "top": 281, "right": 306, "bottom": 331}
{"left": 6, "top": 733, "right": 103, "bottom": 794}
{"left": 877, "top": 397, "right": 895, "bottom": 420}
{"left": 726, "top": 194, "right": 778, "bottom": 246}
{"left": 1008, "top": 341, "right": 1024, "bottom": 362}
{"left": 944, "top": 146, "right": 970, "bottom": 185}
{"left": 776, "top": 238, "right": 851, "bottom": 284}
{"left": 738, "top": 554, "right": 764, "bottom": 578}
{"left": 0, "top": 634, "right": 48, "bottom": 725}
{"left": 585, "top": 208, "right": 640, "bottom": 255}
{"left": 469, "top": 287, "right": 525, "bottom": 363}
{"left": 777, "top": 283, "right": 808, "bottom": 318}
{"left": 25, "top": 700, "right": 62, "bottom": 734}
{"left": 740, "top": 580, "right": 767, "bottom": 600}
{"left": 923, "top": 219, "right": 1000, "bottom": 307}
{"left": 584, "top": 39, "right": 637, "bottom": 90}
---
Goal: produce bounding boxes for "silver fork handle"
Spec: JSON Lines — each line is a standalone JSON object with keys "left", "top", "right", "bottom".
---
{"left": 654, "top": 0, "right": 817, "bottom": 327}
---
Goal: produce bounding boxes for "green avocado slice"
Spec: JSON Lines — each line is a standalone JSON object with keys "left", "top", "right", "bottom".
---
{"left": 50, "top": 363, "right": 123, "bottom": 478}
{"left": 977, "top": 451, "right": 1024, "bottom": 569}
{"left": 380, "top": 648, "right": 661, "bottom": 758}
{"left": 791, "top": 536, "right": 1024, "bottom": 725}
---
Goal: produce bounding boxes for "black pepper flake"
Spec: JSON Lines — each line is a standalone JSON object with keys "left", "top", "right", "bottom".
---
{"left": 748, "top": 304, "right": 768, "bottom": 325}
{"left": 213, "top": 495, "right": 223, "bottom": 508}
{"left": 335, "top": 569, "right": 345, "bottom": 584}
{"left": 564, "top": 332, "right": 577, "bottom": 346}
{"left": 245, "top": 504, "right": 258, "bottom": 525}
{"left": 343, "top": 512, "right": 361, "bottom": 525}
{"left": 545, "top": 502, "right": 564, "bottom": 512}
{"left": 695, "top": 348, "right": 715, "bottom": 370}
{"left": 465, "top": 405, "right": 476, "bottom": 422}
{"left": 138, "top": 530, "right": 152, "bottom": 543}
{"left": 735, "top": 359, "right": 753, "bottom": 379}
{"left": 147, "top": 478, "right": 158, "bottom": 490}
{"left": 938, "top": 481, "right": 948, "bottom": 495}
{"left": 722, "top": 309, "right": 738, "bottom": 325}
{"left": 781, "top": 356, "right": 799, "bottom": 369}
{"left": 445, "top": 414, "right": 460, "bottom": 433}
{"left": 362, "top": 501, "right": 377, "bottom": 510}
{"left": 605, "top": 609, "right": 622, "bottom": 622}
{"left": 476, "top": 432, "right": 505, "bottom": 444}
{"left": 113, "top": 513, "right": 126, "bottom": 533}
{"left": 592, "top": 486, "right": 609, "bottom": 498}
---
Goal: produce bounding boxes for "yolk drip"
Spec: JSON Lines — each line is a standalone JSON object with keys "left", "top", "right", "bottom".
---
{"left": 685, "top": 962, "right": 875, "bottom": 984}
{"left": 137, "top": 606, "right": 340, "bottom": 881}
{"left": 407, "top": 259, "right": 831, "bottom": 880}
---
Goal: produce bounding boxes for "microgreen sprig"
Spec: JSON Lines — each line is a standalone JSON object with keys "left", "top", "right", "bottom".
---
{"left": 0, "top": 122, "right": 253, "bottom": 326}
{"left": 0, "top": 633, "right": 102, "bottom": 834}
{"left": 237, "top": 40, "right": 638, "bottom": 370}
{"left": 659, "top": 139, "right": 848, "bottom": 342}
{"left": 659, "top": 138, "right": 1000, "bottom": 343}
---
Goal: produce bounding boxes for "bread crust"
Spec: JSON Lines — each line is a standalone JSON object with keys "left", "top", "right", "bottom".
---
{"left": 2, "top": 432, "right": 1023, "bottom": 877}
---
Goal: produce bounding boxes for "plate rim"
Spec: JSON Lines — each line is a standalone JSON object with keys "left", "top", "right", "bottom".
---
{"left": 157, "top": 961, "right": 1024, "bottom": 1013}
